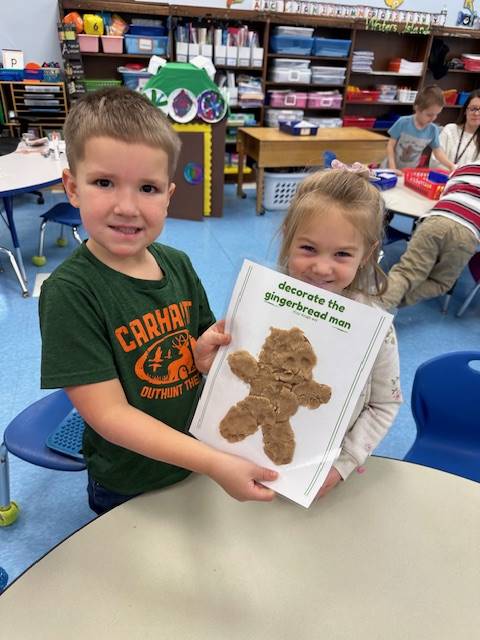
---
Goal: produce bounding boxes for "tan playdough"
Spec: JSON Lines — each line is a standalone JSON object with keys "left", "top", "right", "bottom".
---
{"left": 219, "top": 327, "right": 332, "bottom": 464}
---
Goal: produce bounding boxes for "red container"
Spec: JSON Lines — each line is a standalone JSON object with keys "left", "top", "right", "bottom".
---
{"left": 342, "top": 116, "right": 375, "bottom": 128}
{"left": 346, "top": 90, "right": 381, "bottom": 102}
{"left": 403, "top": 168, "right": 449, "bottom": 200}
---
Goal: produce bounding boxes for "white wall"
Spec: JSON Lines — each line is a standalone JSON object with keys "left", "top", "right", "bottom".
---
{"left": 0, "top": 0, "right": 472, "bottom": 66}
{"left": 0, "top": 0, "right": 61, "bottom": 65}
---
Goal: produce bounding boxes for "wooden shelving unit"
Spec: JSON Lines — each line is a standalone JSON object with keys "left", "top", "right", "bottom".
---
{"left": 56, "top": 1, "right": 480, "bottom": 173}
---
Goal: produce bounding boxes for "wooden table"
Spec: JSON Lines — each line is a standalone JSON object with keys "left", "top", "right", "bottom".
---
{"left": 236, "top": 127, "right": 388, "bottom": 214}
{"left": 1, "top": 457, "right": 479, "bottom": 639}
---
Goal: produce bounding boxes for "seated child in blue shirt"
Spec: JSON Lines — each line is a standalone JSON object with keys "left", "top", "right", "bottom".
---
{"left": 386, "top": 85, "right": 456, "bottom": 173}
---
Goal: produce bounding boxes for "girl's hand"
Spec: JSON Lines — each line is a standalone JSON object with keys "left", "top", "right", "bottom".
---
{"left": 194, "top": 320, "right": 231, "bottom": 374}
{"left": 208, "top": 451, "right": 278, "bottom": 502}
{"left": 315, "top": 467, "right": 342, "bottom": 500}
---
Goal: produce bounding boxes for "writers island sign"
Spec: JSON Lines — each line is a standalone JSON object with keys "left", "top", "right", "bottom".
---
{"left": 365, "top": 16, "right": 431, "bottom": 34}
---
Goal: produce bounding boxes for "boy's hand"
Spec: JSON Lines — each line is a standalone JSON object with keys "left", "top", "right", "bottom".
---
{"left": 194, "top": 320, "right": 231, "bottom": 374}
{"left": 208, "top": 451, "right": 278, "bottom": 502}
{"left": 315, "top": 467, "right": 342, "bottom": 500}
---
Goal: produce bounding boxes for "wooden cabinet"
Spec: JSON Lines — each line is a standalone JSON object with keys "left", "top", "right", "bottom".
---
{"left": 0, "top": 81, "right": 68, "bottom": 138}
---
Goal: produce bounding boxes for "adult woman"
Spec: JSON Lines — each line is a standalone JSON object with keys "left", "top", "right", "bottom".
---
{"left": 430, "top": 90, "right": 480, "bottom": 168}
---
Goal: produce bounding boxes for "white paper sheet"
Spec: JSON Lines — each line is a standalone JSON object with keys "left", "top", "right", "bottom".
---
{"left": 190, "top": 260, "right": 392, "bottom": 507}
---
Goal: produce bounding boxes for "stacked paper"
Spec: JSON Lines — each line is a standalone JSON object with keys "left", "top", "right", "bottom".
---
{"left": 352, "top": 50, "right": 374, "bottom": 73}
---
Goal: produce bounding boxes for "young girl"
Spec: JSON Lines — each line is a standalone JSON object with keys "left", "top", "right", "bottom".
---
{"left": 278, "top": 168, "right": 403, "bottom": 498}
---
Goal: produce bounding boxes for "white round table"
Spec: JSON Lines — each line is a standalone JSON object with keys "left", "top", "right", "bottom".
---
{"left": 1, "top": 457, "right": 479, "bottom": 639}
{"left": 0, "top": 150, "right": 67, "bottom": 295}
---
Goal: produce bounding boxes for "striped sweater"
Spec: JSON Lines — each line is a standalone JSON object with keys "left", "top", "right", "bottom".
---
{"left": 431, "top": 163, "right": 480, "bottom": 232}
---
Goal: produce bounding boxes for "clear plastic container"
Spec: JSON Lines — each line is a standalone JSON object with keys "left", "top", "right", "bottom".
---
{"left": 265, "top": 108, "right": 304, "bottom": 127}
{"left": 274, "top": 26, "right": 314, "bottom": 37}
{"left": 270, "top": 67, "right": 312, "bottom": 83}
{"left": 271, "top": 58, "right": 311, "bottom": 69}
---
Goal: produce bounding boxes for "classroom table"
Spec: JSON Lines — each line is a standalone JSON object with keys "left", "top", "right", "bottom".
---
{"left": 0, "top": 149, "right": 67, "bottom": 295}
{"left": 236, "top": 127, "right": 388, "bottom": 214}
{"left": 1, "top": 457, "right": 479, "bottom": 639}
{"left": 381, "top": 176, "right": 435, "bottom": 219}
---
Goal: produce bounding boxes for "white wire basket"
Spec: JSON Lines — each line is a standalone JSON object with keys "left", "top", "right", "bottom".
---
{"left": 263, "top": 171, "right": 310, "bottom": 211}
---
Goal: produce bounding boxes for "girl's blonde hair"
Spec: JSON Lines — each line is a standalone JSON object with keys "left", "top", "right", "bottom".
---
{"left": 278, "top": 169, "right": 388, "bottom": 297}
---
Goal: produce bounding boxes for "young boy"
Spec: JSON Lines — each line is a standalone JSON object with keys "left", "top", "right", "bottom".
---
{"left": 385, "top": 85, "right": 456, "bottom": 173}
{"left": 380, "top": 163, "right": 480, "bottom": 310}
{"left": 39, "top": 87, "right": 277, "bottom": 514}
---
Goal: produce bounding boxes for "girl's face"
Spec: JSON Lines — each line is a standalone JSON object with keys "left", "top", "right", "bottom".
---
{"left": 287, "top": 207, "right": 368, "bottom": 295}
{"left": 465, "top": 97, "right": 480, "bottom": 130}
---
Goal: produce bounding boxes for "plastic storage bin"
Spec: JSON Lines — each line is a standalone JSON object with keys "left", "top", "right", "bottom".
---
{"left": 84, "top": 79, "right": 122, "bottom": 92}
{"left": 311, "top": 66, "right": 346, "bottom": 86}
{"left": 128, "top": 25, "right": 167, "bottom": 36}
{"left": 307, "top": 91, "right": 342, "bottom": 109}
{"left": 268, "top": 90, "right": 308, "bottom": 108}
{"left": 279, "top": 121, "right": 319, "bottom": 136}
{"left": 124, "top": 34, "right": 168, "bottom": 55}
{"left": 263, "top": 171, "right": 310, "bottom": 210}
{"left": 78, "top": 34, "right": 99, "bottom": 53}
{"left": 403, "top": 168, "right": 449, "bottom": 199}
{"left": 265, "top": 108, "right": 304, "bottom": 127}
{"left": 457, "top": 90, "right": 470, "bottom": 106}
{"left": 371, "top": 171, "right": 398, "bottom": 191}
{"left": 0, "top": 68, "right": 23, "bottom": 80}
{"left": 270, "top": 67, "right": 312, "bottom": 83}
{"left": 117, "top": 66, "right": 152, "bottom": 90}
{"left": 270, "top": 35, "right": 313, "bottom": 55}
{"left": 346, "top": 89, "right": 381, "bottom": 102}
{"left": 313, "top": 38, "right": 351, "bottom": 57}
{"left": 101, "top": 36, "right": 123, "bottom": 54}
{"left": 343, "top": 116, "right": 376, "bottom": 128}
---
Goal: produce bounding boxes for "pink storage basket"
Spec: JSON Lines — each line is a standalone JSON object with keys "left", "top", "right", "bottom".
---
{"left": 78, "top": 34, "right": 99, "bottom": 53}
{"left": 307, "top": 92, "right": 342, "bottom": 109}
{"left": 268, "top": 90, "right": 308, "bottom": 109}
{"left": 101, "top": 36, "right": 123, "bottom": 54}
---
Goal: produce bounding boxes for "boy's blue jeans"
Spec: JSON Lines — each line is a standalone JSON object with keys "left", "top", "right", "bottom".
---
{"left": 87, "top": 475, "right": 139, "bottom": 515}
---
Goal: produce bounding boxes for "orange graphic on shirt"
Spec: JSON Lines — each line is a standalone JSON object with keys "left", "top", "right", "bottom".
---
{"left": 134, "top": 329, "right": 198, "bottom": 385}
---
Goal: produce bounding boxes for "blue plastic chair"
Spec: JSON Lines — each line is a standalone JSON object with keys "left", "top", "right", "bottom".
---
{"left": 32, "top": 202, "right": 82, "bottom": 267}
{"left": 404, "top": 351, "right": 480, "bottom": 481}
{"left": 0, "top": 390, "right": 86, "bottom": 526}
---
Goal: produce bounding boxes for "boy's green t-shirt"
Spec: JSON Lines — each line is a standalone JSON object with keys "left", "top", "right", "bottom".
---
{"left": 39, "top": 242, "right": 216, "bottom": 495}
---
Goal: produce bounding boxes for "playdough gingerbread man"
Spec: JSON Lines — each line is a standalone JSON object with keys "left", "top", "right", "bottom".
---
{"left": 219, "top": 327, "right": 332, "bottom": 465}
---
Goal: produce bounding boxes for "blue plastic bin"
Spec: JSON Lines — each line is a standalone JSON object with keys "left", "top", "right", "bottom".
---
{"left": 457, "top": 90, "right": 470, "bottom": 106}
{"left": 128, "top": 25, "right": 167, "bottom": 37}
{"left": 313, "top": 38, "right": 351, "bottom": 57}
{"left": 371, "top": 171, "right": 398, "bottom": 191}
{"left": 124, "top": 34, "right": 168, "bottom": 55}
{"left": 118, "top": 67, "right": 152, "bottom": 90}
{"left": 270, "top": 35, "right": 313, "bottom": 55}
{"left": 428, "top": 170, "right": 449, "bottom": 184}
{"left": 0, "top": 68, "right": 24, "bottom": 81}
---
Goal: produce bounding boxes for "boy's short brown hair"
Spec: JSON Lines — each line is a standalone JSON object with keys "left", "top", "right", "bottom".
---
{"left": 63, "top": 87, "right": 182, "bottom": 179}
{"left": 413, "top": 84, "right": 445, "bottom": 111}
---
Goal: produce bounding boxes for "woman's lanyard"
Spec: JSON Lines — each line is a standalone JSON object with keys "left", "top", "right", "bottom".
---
{"left": 454, "top": 126, "right": 479, "bottom": 164}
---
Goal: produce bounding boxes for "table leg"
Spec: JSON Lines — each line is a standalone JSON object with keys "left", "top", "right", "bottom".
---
{"left": 256, "top": 167, "right": 264, "bottom": 215}
{"left": 236, "top": 133, "right": 245, "bottom": 199}
{"left": 2, "top": 196, "right": 28, "bottom": 290}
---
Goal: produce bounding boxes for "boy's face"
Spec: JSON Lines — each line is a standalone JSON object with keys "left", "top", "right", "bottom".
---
{"left": 414, "top": 104, "right": 442, "bottom": 128}
{"left": 63, "top": 136, "right": 175, "bottom": 271}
